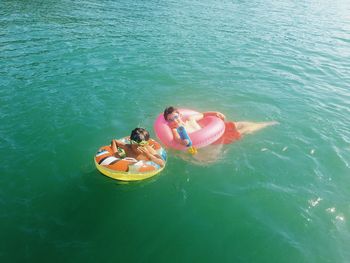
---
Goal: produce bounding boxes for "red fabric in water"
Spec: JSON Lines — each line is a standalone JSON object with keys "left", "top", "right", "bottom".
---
{"left": 212, "top": 121, "right": 241, "bottom": 145}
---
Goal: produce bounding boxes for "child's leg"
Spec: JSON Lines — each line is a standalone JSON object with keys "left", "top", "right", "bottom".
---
{"left": 235, "top": 121, "right": 278, "bottom": 135}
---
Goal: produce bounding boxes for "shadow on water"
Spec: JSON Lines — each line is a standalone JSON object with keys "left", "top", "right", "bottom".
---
{"left": 170, "top": 143, "right": 228, "bottom": 166}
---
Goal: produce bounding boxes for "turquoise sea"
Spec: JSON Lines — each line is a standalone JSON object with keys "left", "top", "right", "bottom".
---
{"left": 1, "top": 0, "right": 350, "bottom": 262}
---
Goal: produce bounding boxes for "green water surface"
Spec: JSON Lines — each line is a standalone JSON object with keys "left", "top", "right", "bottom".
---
{"left": 1, "top": 0, "right": 350, "bottom": 262}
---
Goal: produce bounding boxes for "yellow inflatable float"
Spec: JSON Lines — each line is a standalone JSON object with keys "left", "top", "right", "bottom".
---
{"left": 94, "top": 137, "right": 167, "bottom": 181}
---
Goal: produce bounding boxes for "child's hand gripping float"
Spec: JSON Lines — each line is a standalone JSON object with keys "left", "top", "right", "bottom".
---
{"left": 177, "top": 126, "right": 198, "bottom": 155}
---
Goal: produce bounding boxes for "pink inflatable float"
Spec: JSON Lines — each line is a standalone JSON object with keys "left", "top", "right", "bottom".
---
{"left": 154, "top": 109, "right": 225, "bottom": 151}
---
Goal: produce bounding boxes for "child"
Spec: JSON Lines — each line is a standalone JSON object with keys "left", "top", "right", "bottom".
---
{"left": 163, "top": 106, "right": 277, "bottom": 146}
{"left": 111, "top": 127, "right": 165, "bottom": 167}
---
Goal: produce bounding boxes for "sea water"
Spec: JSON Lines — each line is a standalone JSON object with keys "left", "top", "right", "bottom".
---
{"left": 1, "top": 0, "right": 350, "bottom": 262}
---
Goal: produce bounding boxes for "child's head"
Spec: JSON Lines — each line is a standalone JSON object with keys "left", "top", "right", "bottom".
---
{"left": 163, "top": 106, "right": 180, "bottom": 122}
{"left": 130, "top": 128, "right": 150, "bottom": 145}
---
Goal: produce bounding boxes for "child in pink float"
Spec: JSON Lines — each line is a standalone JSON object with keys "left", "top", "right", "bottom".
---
{"left": 163, "top": 106, "right": 277, "bottom": 146}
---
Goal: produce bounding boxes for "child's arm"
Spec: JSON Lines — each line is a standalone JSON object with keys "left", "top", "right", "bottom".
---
{"left": 138, "top": 147, "right": 165, "bottom": 167}
{"left": 189, "top": 113, "right": 204, "bottom": 121}
{"left": 188, "top": 111, "right": 225, "bottom": 122}
{"left": 111, "top": 139, "right": 126, "bottom": 154}
{"left": 203, "top": 111, "right": 225, "bottom": 120}
{"left": 171, "top": 128, "right": 189, "bottom": 145}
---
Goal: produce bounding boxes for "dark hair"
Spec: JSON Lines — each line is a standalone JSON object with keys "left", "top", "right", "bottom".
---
{"left": 130, "top": 128, "right": 150, "bottom": 143}
{"left": 163, "top": 106, "right": 177, "bottom": 121}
